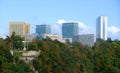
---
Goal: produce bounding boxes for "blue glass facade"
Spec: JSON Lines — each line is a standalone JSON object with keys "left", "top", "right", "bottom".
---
{"left": 36, "top": 25, "right": 51, "bottom": 34}
{"left": 96, "top": 17, "right": 101, "bottom": 39}
{"left": 62, "top": 22, "right": 79, "bottom": 38}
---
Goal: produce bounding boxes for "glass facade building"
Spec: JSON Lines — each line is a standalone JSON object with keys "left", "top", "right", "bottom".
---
{"left": 62, "top": 22, "right": 79, "bottom": 38}
{"left": 36, "top": 25, "right": 51, "bottom": 34}
{"left": 96, "top": 16, "right": 107, "bottom": 40}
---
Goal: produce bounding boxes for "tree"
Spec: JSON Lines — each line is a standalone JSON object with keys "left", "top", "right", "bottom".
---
{"left": 0, "top": 56, "right": 11, "bottom": 73}
{"left": 5, "top": 32, "right": 24, "bottom": 50}
{"left": 1, "top": 34, "right": 120, "bottom": 73}
{"left": 10, "top": 64, "right": 33, "bottom": 73}
{"left": 28, "top": 42, "right": 38, "bottom": 51}
{"left": 5, "top": 35, "right": 12, "bottom": 49}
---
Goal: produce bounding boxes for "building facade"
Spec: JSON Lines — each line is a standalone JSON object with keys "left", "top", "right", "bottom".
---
{"left": 96, "top": 16, "right": 107, "bottom": 40}
{"left": 40, "top": 34, "right": 64, "bottom": 42}
{"left": 72, "top": 34, "right": 94, "bottom": 47}
{"left": 23, "top": 34, "right": 37, "bottom": 42}
{"left": 36, "top": 25, "right": 51, "bottom": 34}
{"left": 9, "top": 22, "right": 30, "bottom": 36}
{"left": 62, "top": 22, "right": 79, "bottom": 38}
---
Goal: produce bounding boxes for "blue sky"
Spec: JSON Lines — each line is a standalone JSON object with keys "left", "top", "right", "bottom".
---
{"left": 0, "top": 0, "right": 120, "bottom": 40}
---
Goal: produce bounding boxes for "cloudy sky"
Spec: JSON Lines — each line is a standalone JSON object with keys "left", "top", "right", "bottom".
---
{"left": 0, "top": 0, "right": 120, "bottom": 40}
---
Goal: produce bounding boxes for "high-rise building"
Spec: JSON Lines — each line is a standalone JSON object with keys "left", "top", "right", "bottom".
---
{"left": 36, "top": 25, "right": 51, "bottom": 34}
{"left": 96, "top": 16, "right": 107, "bottom": 40}
{"left": 72, "top": 34, "right": 94, "bottom": 47}
{"left": 9, "top": 22, "right": 30, "bottom": 36}
{"left": 62, "top": 22, "right": 79, "bottom": 38}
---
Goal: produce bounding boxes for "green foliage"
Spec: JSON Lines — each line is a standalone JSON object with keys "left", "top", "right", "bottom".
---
{"left": 28, "top": 42, "right": 38, "bottom": 50}
{"left": 0, "top": 36, "right": 120, "bottom": 73}
{"left": 10, "top": 64, "right": 33, "bottom": 73}
{"left": 0, "top": 56, "right": 11, "bottom": 73}
{"left": 32, "top": 39, "right": 120, "bottom": 73}
{"left": 5, "top": 32, "right": 24, "bottom": 50}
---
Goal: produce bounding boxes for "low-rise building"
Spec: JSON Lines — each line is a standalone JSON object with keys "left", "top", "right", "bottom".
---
{"left": 24, "top": 34, "right": 37, "bottom": 42}
{"left": 72, "top": 34, "right": 94, "bottom": 47}
{"left": 40, "top": 34, "right": 64, "bottom": 42}
{"left": 19, "top": 50, "right": 40, "bottom": 64}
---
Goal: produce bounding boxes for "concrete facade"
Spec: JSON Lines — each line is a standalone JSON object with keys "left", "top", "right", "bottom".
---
{"left": 72, "top": 34, "right": 94, "bottom": 47}
{"left": 9, "top": 22, "right": 30, "bottom": 36}
{"left": 40, "top": 34, "right": 64, "bottom": 42}
{"left": 96, "top": 16, "right": 107, "bottom": 40}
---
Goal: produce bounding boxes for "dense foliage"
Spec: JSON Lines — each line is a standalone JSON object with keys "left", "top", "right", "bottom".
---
{"left": 0, "top": 33, "right": 120, "bottom": 73}
{"left": 0, "top": 33, "right": 32, "bottom": 73}
{"left": 32, "top": 39, "right": 120, "bottom": 73}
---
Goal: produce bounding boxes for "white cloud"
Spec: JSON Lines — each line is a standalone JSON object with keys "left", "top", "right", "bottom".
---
{"left": 78, "top": 22, "right": 88, "bottom": 29}
{"left": 1, "top": 36, "right": 6, "bottom": 39}
{"left": 0, "top": 34, "right": 6, "bottom": 39}
{"left": 0, "top": 32, "right": 9, "bottom": 39}
{"left": 51, "top": 24, "right": 61, "bottom": 34}
{"left": 108, "top": 26, "right": 120, "bottom": 34}
{"left": 56, "top": 19, "right": 94, "bottom": 34}
{"left": 78, "top": 22, "right": 94, "bottom": 34}
{"left": 56, "top": 19, "right": 66, "bottom": 24}
{"left": 107, "top": 26, "right": 120, "bottom": 40}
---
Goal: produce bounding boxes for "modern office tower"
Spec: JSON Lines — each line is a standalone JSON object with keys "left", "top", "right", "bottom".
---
{"left": 96, "top": 16, "right": 107, "bottom": 40}
{"left": 72, "top": 34, "right": 94, "bottom": 47}
{"left": 62, "top": 22, "right": 79, "bottom": 38}
{"left": 9, "top": 22, "right": 30, "bottom": 36}
{"left": 36, "top": 25, "right": 51, "bottom": 34}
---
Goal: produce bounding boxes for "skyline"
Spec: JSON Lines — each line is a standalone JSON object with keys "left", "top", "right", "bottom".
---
{"left": 0, "top": 0, "right": 120, "bottom": 40}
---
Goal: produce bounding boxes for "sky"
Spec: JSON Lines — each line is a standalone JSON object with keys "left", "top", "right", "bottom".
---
{"left": 0, "top": 0, "right": 120, "bottom": 40}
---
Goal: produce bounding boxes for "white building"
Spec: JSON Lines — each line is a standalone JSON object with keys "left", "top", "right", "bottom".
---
{"left": 19, "top": 50, "right": 40, "bottom": 64}
{"left": 41, "top": 34, "right": 64, "bottom": 42}
{"left": 22, "top": 50, "right": 40, "bottom": 57}
{"left": 96, "top": 16, "right": 107, "bottom": 40}
{"left": 72, "top": 34, "right": 94, "bottom": 47}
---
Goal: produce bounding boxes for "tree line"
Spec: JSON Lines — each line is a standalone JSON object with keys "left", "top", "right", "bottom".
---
{"left": 0, "top": 33, "right": 120, "bottom": 73}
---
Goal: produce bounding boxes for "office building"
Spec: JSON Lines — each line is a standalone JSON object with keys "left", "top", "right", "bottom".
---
{"left": 36, "top": 25, "right": 51, "bottom": 34}
{"left": 72, "top": 34, "right": 94, "bottom": 47}
{"left": 62, "top": 22, "right": 79, "bottom": 38}
{"left": 96, "top": 16, "right": 107, "bottom": 40}
{"left": 9, "top": 22, "right": 30, "bottom": 36}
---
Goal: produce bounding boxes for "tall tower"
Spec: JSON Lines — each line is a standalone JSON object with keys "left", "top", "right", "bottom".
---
{"left": 9, "top": 22, "right": 30, "bottom": 36}
{"left": 36, "top": 25, "right": 51, "bottom": 34}
{"left": 96, "top": 16, "right": 107, "bottom": 40}
{"left": 62, "top": 22, "right": 78, "bottom": 38}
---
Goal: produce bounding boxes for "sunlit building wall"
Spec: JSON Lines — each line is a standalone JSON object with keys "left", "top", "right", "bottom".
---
{"left": 9, "top": 22, "right": 30, "bottom": 36}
